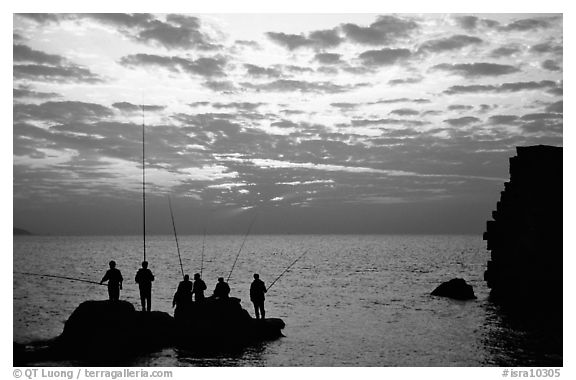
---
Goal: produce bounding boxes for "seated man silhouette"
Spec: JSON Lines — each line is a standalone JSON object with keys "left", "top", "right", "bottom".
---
{"left": 213, "top": 277, "right": 230, "bottom": 299}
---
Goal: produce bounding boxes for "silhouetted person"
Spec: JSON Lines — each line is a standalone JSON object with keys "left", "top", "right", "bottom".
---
{"left": 100, "top": 260, "right": 123, "bottom": 301}
{"left": 192, "top": 273, "right": 206, "bottom": 302}
{"left": 173, "top": 274, "right": 192, "bottom": 309}
{"left": 135, "top": 261, "right": 154, "bottom": 312}
{"left": 250, "top": 273, "right": 267, "bottom": 320}
{"left": 213, "top": 277, "right": 230, "bottom": 299}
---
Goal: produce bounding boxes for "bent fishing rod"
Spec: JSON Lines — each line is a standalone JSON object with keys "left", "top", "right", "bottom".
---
{"left": 266, "top": 250, "right": 308, "bottom": 292}
{"left": 227, "top": 214, "right": 257, "bottom": 282}
{"left": 168, "top": 196, "right": 185, "bottom": 279}
{"left": 15, "top": 271, "right": 106, "bottom": 286}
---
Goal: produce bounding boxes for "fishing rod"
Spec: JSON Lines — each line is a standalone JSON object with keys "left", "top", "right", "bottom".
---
{"left": 227, "top": 214, "right": 257, "bottom": 282}
{"left": 266, "top": 250, "right": 308, "bottom": 292}
{"left": 168, "top": 196, "right": 185, "bottom": 279}
{"left": 15, "top": 271, "right": 106, "bottom": 286}
{"left": 200, "top": 227, "right": 206, "bottom": 278}
{"left": 141, "top": 103, "right": 147, "bottom": 263}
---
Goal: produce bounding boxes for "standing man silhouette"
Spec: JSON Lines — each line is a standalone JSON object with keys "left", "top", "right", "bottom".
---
{"left": 135, "top": 261, "right": 155, "bottom": 312}
{"left": 192, "top": 273, "right": 207, "bottom": 302}
{"left": 250, "top": 273, "right": 267, "bottom": 320}
{"left": 173, "top": 274, "right": 193, "bottom": 309}
{"left": 100, "top": 260, "right": 123, "bottom": 301}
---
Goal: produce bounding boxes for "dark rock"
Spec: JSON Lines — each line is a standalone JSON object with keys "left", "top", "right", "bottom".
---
{"left": 432, "top": 278, "right": 476, "bottom": 300}
{"left": 56, "top": 300, "right": 176, "bottom": 357}
{"left": 16, "top": 298, "right": 285, "bottom": 364}
{"left": 173, "top": 297, "right": 284, "bottom": 345}
{"left": 483, "top": 145, "right": 562, "bottom": 312}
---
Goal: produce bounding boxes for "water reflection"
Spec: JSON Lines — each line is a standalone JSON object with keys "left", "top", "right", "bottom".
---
{"left": 481, "top": 297, "right": 562, "bottom": 366}
{"left": 175, "top": 341, "right": 269, "bottom": 366}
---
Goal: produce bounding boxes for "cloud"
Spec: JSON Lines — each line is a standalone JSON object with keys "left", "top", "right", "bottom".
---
{"left": 489, "top": 45, "right": 522, "bottom": 58}
{"left": 488, "top": 115, "right": 519, "bottom": 125}
{"left": 502, "top": 17, "right": 553, "bottom": 31}
{"left": 13, "top": 44, "right": 104, "bottom": 83}
{"left": 266, "top": 28, "right": 342, "bottom": 50}
{"left": 14, "top": 64, "right": 104, "bottom": 83}
{"left": 280, "top": 109, "right": 306, "bottom": 116}
{"left": 547, "top": 85, "right": 563, "bottom": 96}
{"left": 13, "top": 86, "right": 61, "bottom": 100}
{"left": 518, "top": 112, "right": 563, "bottom": 134}
{"left": 13, "top": 32, "right": 26, "bottom": 43}
{"left": 314, "top": 53, "right": 343, "bottom": 65}
{"left": 371, "top": 98, "right": 430, "bottom": 104}
{"left": 279, "top": 65, "right": 315, "bottom": 74}
{"left": 17, "top": 13, "right": 61, "bottom": 24}
{"left": 444, "top": 80, "right": 559, "bottom": 95}
{"left": 14, "top": 101, "right": 114, "bottom": 124}
{"left": 265, "top": 32, "right": 309, "bottom": 50}
{"left": 188, "top": 101, "right": 210, "bottom": 107}
{"left": 447, "top": 105, "right": 474, "bottom": 111}
{"left": 422, "top": 110, "right": 442, "bottom": 116}
{"left": 14, "top": 44, "right": 64, "bottom": 65}
{"left": 431, "top": 62, "right": 520, "bottom": 77}
{"left": 235, "top": 40, "right": 260, "bottom": 49}
{"left": 308, "top": 29, "right": 344, "bottom": 48}
{"left": 453, "top": 15, "right": 500, "bottom": 30}
{"left": 388, "top": 77, "right": 422, "bottom": 86}
{"left": 358, "top": 48, "right": 412, "bottom": 66}
{"left": 478, "top": 104, "right": 498, "bottom": 113}
{"left": 330, "top": 103, "right": 359, "bottom": 110}
{"left": 112, "top": 102, "right": 166, "bottom": 113}
{"left": 542, "top": 59, "right": 561, "bottom": 72}
{"left": 545, "top": 100, "right": 562, "bottom": 113}
{"left": 202, "top": 80, "right": 237, "bottom": 93}
{"left": 271, "top": 120, "right": 301, "bottom": 129}
{"left": 352, "top": 118, "right": 427, "bottom": 127}
{"left": 389, "top": 108, "right": 419, "bottom": 116}
{"left": 212, "top": 102, "right": 265, "bottom": 111}
{"left": 241, "top": 79, "right": 367, "bottom": 94}
{"left": 76, "top": 13, "right": 156, "bottom": 29}
{"left": 443, "top": 117, "right": 481, "bottom": 127}
{"left": 418, "top": 35, "right": 483, "bottom": 53}
{"left": 119, "top": 53, "right": 227, "bottom": 77}
{"left": 19, "top": 13, "right": 219, "bottom": 51}
{"left": 244, "top": 63, "right": 282, "bottom": 78}
{"left": 341, "top": 15, "right": 419, "bottom": 45}
{"left": 520, "top": 113, "right": 562, "bottom": 122}
{"left": 487, "top": 110, "right": 562, "bottom": 134}
{"left": 531, "top": 42, "right": 563, "bottom": 55}
{"left": 135, "top": 14, "right": 218, "bottom": 50}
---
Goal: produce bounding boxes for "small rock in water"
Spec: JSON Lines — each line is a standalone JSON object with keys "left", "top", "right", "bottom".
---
{"left": 431, "top": 278, "right": 476, "bottom": 300}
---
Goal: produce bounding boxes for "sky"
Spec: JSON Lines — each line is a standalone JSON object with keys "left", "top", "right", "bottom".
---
{"left": 12, "top": 13, "right": 563, "bottom": 235}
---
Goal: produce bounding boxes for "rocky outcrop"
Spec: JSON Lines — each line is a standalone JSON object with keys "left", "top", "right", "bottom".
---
{"left": 483, "top": 145, "right": 562, "bottom": 309}
{"left": 57, "top": 300, "right": 176, "bottom": 356}
{"left": 174, "top": 297, "right": 285, "bottom": 345}
{"left": 15, "top": 298, "right": 285, "bottom": 364}
{"left": 431, "top": 278, "right": 476, "bottom": 300}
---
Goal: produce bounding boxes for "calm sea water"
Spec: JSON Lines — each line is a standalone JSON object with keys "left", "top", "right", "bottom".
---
{"left": 13, "top": 235, "right": 561, "bottom": 366}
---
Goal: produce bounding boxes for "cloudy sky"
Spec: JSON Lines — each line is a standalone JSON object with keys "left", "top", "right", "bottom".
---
{"left": 12, "top": 13, "right": 563, "bottom": 235}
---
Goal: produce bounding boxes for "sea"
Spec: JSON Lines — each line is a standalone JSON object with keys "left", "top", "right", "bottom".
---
{"left": 13, "top": 234, "right": 562, "bottom": 367}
